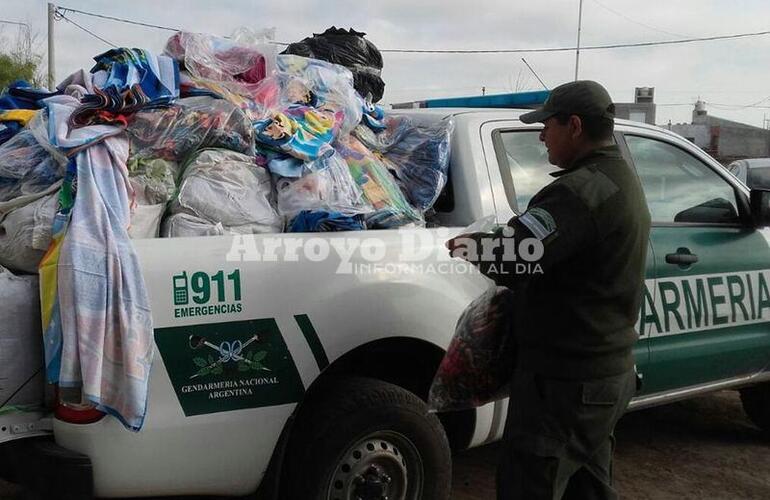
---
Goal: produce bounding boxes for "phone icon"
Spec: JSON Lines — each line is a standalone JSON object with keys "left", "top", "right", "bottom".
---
{"left": 173, "top": 272, "right": 189, "bottom": 305}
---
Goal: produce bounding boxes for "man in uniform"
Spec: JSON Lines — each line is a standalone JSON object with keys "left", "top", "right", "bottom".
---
{"left": 448, "top": 80, "right": 651, "bottom": 499}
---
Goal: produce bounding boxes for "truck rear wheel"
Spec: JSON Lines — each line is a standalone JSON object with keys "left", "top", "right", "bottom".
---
{"left": 282, "top": 376, "right": 452, "bottom": 500}
{"left": 740, "top": 383, "right": 770, "bottom": 433}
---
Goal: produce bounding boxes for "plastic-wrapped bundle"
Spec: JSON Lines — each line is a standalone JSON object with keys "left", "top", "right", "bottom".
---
{"left": 428, "top": 285, "right": 516, "bottom": 412}
{"left": 382, "top": 118, "right": 454, "bottom": 211}
{"left": 0, "top": 193, "right": 56, "bottom": 273}
{"left": 166, "top": 149, "right": 282, "bottom": 236}
{"left": 0, "top": 266, "right": 44, "bottom": 414}
{"left": 0, "top": 130, "right": 63, "bottom": 203}
{"left": 334, "top": 135, "right": 422, "bottom": 229}
{"left": 274, "top": 55, "right": 363, "bottom": 135}
{"left": 281, "top": 27, "right": 385, "bottom": 102}
{"left": 128, "top": 158, "right": 180, "bottom": 205}
{"left": 254, "top": 106, "right": 342, "bottom": 173}
{"left": 352, "top": 115, "right": 414, "bottom": 153}
{"left": 275, "top": 152, "right": 370, "bottom": 217}
{"left": 166, "top": 29, "right": 277, "bottom": 121}
{"left": 161, "top": 212, "right": 225, "bottom": 238}
{"left": 165, "top": 31, "right": 272, "bottom": 86}
{"left": 127, "top": 96, "right": 254, "bottom": 162}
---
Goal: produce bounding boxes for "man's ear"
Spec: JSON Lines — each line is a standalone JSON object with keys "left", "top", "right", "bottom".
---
{"left": 569, "top": 115, "right": 583, "bottom": 139}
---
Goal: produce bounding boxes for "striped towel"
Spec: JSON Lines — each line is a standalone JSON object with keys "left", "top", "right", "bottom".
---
{"left": 39, "top": 96, "right": 153, "bottom": 431}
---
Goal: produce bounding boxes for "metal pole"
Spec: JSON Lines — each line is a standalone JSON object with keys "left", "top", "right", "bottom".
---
{"left": 521, "top": 58, "right": 548, "bottom": 90}
{"left": 47, "top": 3, "right": 56, "bottom": 90}
{"left": 575, "top": 0, "right": 583, "bottom": 81}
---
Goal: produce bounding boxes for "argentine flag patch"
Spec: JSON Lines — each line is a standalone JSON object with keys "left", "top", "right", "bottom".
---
{"left": 518, "top": 207, "right": 557, "bottom": 241}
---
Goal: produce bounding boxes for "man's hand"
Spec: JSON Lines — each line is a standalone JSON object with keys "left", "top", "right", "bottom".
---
{"left": 446, "top": 232, "right": 489, "bottom": 262}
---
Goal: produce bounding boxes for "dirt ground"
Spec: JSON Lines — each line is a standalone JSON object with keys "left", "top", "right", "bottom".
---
{"left": 1, "top": 390, "right": 768, "bottom": 499}
{"left": 451, "top": 390, "right": 770, "bottom": 500}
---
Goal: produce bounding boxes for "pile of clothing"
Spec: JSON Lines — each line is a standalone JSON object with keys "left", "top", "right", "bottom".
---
{"left": 0, "top": 27, "right": 454, "bottom": 431}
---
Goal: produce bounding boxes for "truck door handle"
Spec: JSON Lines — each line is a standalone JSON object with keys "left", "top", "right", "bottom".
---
{"left": 665, "top": 248, "right": 698, "bottom": 265}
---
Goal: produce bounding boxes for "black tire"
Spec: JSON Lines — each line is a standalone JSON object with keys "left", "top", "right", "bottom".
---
{"left": 740, "top": 383, "right": 770, "bottom": 433}
{"left": 282, "top": 376, "right": 452, "bottom": 500}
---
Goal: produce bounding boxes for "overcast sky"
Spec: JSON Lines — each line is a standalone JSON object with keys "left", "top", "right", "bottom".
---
{"left": 3, "top": 0, "right": 770, "bottom": 128}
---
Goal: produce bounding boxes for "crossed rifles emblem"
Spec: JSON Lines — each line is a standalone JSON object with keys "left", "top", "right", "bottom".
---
{"left": 188, "top": 333, "right": 270, "bottom": 379}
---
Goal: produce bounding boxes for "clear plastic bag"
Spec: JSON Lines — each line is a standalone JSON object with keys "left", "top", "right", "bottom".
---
{"left": 352, "top": 115, "right": 414, "bottom": 153}
{"left": 128, "top": 158, "right": 180, "bottom": 205}
{"left": 0, "top": 130, "right": 63, "bottom": 204}
{"left": 164, "top": 31, "right": 272, "bottom": 87}
{"left": 168, "top": 149, "right": 282, "bottom": 233}
{"left": 383, "top": 118, "right": 454, "bottom": 212}
{"left": 334, "top": 135, "right": 423, "bottom": 229}
{"left": 275, "top": 55, "right": 363, "bottom": 135}
{"left": 461, "top": 215, "right": 498, "bottom": 234}
{"left": 166, "top": 29, "right": 278, "bottom": 122}
{"left": 428, "top": 285, "right": 516, "bottom": 412}
{"left": 127, "top": 96, "right": 254, "bottom": 163}
{"left": 275, "top": 152, "right": 370, "bottom": 217}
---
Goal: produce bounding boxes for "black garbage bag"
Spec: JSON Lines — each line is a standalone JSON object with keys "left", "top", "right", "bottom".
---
{"left": 281, "top": 27, "right": 385, "bottom": 102}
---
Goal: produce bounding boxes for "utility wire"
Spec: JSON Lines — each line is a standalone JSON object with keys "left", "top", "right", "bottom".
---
{"left": 58, "top": 6, "right": 179, "bottom": 32}
{"left": 589, "top": 0, "right": 690, "bottom": 38}
{"left": 0, "top": 19, "right": 31, "bottom": 29}
{"left": 380, "top": 29, "right": 770, "bottom": 53}
{"left": 56, "top": 5, "right": 770, "bottom": 54}
{"left": 56, "top": 10, "right": 118, "bottom": 48}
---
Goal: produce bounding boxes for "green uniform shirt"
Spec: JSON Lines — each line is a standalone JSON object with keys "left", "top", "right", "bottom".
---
{"left": 482, "top": 144, "right": 651, "bottom": 379}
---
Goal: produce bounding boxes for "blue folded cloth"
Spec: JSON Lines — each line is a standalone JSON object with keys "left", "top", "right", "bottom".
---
{"left": 288, "top": 210, "right": 365, "bottom": 232}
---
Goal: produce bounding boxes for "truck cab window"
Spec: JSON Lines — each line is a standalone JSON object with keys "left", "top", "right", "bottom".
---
{"left": 625, "top": 135, "right": 740, "bottom": 224}
{"left": 494, "top": 130, "right": 556, "bottom": 211}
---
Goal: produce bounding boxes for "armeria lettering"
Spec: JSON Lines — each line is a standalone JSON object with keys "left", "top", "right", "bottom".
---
{"left": 642, "top": 270, "right": 770, "bottom": 337}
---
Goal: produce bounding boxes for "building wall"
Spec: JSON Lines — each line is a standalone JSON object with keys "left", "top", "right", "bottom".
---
{"left": 615, "top": 103, "right": 656, "bottom": 125}
{"left": 670, "top": 123, "right": 710, "bottom": 148}
{"left": 718, "top": 126, "right": 770, "bottom": 159}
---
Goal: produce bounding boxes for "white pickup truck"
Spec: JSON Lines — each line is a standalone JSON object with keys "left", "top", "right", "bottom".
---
{"left": 3, "top": 107, "right": 770, "bottom": 500}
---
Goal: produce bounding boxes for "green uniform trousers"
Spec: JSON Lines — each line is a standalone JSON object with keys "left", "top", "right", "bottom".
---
{"left": 496, "top": 368, "right": 636, "bottom": 500}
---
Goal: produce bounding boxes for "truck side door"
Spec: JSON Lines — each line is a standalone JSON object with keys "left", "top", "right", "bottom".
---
{"left": 620, "top": 130, "right": 770, "bottom": 394}
{"left": 480, "top": 121, "right": 653, "bottom": 379}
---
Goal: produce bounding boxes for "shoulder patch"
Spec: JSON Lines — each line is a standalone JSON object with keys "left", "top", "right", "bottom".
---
{"left": 519, "top": 207, "right": 557, "bottom": 240}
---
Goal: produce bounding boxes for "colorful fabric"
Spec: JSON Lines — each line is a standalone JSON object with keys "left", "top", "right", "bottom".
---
{"left": 39, "top": 96, "right": 153, "bottom": 431}
{"left": 334, "top": 135, "right": 422, "bottom": 228}
{"left": 274, "top": 151, "right": 370, "bottom": 217}
{"left": 352, "top": 114, "right": 414, "bottom": 153}
{"left": 127, "top": 96, "right": 254, "bottom": 162}
{"left": 428, "top": 286, "right": 516, "bottom": 412}
{"left": 164, "top": 31, "right": 268, "bottom": 86}
{"left": 254, "top": 106, "right": 342, "bottom": 174}
{"left": 0, "top": 80, "right": 57, "bottom": 111}
{"left": 382, "top": 118, "right": 454, "bottom": 211}
{"left": 0, "top": 109, "right": 37, "bottom": 126}
{"left": 276, "top": 55, "right": 363, "bottom": 134}
{"left": 0, "top": 130, "right": 62, "bottom": 204}
{"left": 71, "top": 48, "right": 179, "bottom": 127}
{"left": 45, "top": 95, "right": 124, "bottom": 157}
{"left": 0, "top": 121, "right": 23, "bottom": 146}
{"left": 361, "top": 99, "right": 387, "bottom": 131}
{"left": 165, "top": 31, "right": 277, "bottom": 121}
{"left": 288, "top": 210, "right": 365, "bottom": 232}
